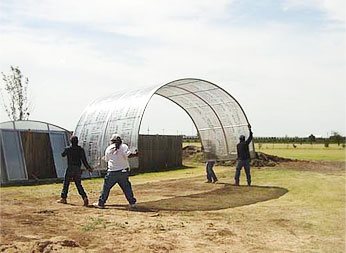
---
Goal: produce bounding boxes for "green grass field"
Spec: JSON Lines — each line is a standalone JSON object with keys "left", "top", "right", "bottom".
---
{"left": 256, "top": 143, "right": 345, "bottom": 161}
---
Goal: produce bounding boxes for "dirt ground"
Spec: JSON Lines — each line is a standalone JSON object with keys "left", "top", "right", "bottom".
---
{"left": 0, "top": 160, "right": 345, "bottom": 252}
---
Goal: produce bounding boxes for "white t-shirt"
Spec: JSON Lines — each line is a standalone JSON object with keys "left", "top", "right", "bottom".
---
{"left": 105, "top": 143, "right": 131, "bottom": 171}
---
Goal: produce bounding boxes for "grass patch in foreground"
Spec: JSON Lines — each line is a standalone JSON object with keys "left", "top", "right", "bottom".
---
{"left": 251, "top": 168, "right": 345, "bottom": 238}
{"left": 81, "top": 217, "right": 106, "bottom": 231}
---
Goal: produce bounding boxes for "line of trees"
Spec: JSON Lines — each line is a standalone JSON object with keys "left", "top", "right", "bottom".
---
{"left": 184, "top": 133, "right": 345, "bottom": 146}
{"left": 255, "top": 133, "right": 345, "bottom": 145}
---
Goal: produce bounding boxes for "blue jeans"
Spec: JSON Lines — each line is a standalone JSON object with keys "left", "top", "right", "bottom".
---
{"left": 235, "top": 159, "right": 251, "bottom": 185}
{"left": 98, "top": 170, "right": 136, "bottom": 206}
{"left": 206, "top": 161, "right": 218, "bottom": 182}
{"left": 61, "top": 166, "right": 87, "bottom": 199}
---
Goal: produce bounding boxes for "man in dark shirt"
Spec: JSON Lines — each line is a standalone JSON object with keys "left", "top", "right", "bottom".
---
{"left": 234, "top": 124, "right": 253, "bottom": 186}
{"left": 57, "top": 135, "right": 93, "bottom": 206}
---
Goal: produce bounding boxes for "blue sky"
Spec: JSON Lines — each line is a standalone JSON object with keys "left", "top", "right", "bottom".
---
{"left": 0, "top": 0, "right": 345, "bottom": 137}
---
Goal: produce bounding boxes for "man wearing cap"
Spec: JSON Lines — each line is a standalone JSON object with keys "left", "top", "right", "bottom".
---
{"left": 234, "top": 125, "right": 253, "bottom": 186}
{"left": 93, "top": 134, "right": 138, "bottom": 209}
{"left": 57, "top": 135, "right": 93, "bottom": 206}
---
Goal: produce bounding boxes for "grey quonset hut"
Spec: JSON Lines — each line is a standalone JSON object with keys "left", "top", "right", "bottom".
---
{"left": 0, "top": 120, "right": 70, "bottom": 183}
{"left": 75, "top": 78, "right": 254, "bottom": 169}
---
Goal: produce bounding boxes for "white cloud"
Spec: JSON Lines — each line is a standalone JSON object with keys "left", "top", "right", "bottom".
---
{"left": 0, "top": 0, "right": 345, "bottom": 136}
{"left": 283, "top": 0, "right": 346, "bottom": 22}
{"left": 0, "top": 0, "right": 232, "bottom": 32}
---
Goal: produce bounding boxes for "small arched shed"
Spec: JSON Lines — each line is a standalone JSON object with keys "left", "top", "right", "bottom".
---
{"left": 0, "top": 120, "right": 70, "bottom": 183}
{"left": 75, "top": 78, "right": 254, "bottom": 170}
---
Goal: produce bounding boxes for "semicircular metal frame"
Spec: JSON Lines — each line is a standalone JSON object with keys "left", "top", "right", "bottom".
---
{"left": 74, "top": 78, "right": 254, "bottom": 168}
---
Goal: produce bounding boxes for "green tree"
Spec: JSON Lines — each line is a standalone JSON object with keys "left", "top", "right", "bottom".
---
{"left": 308, "top": 134, "right": 316, "bottom": 145}
{"left": 330, "top": 131, "right": 343, "bottom": 146}
{"left": 1, "top": 66, "right": 31, "bottom": 120}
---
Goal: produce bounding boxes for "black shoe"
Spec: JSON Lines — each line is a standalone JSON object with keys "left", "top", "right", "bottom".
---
{"left": 205, "top": 181, "right": 212, "bottom": 183}
{"left": 129, "top": 203, "right": 137, "bottom": 210}
{"left": 57, "top": 198, "right": 67, "bottom": 204}
{"left": 83, "top": 197, "right": 89, "bottom": 206}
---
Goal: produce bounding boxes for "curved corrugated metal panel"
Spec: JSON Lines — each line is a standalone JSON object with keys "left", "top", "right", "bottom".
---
{"left": 74, "top": 78, "right": 253, "bottom": 167}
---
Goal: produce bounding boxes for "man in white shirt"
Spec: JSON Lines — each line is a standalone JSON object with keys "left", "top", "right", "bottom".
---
{"left": 93, "top": 134, "right": 138, "bottom": 209}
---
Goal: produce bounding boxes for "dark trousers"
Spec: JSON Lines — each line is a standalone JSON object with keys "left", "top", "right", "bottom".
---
{"left": 61, "top": 166, "right": 87, "bottom": 199}
{"left": 206, "top": 161, "right": 218, "bottom": 182}
{"left": 235, "top": 159, "right": 251, "bottom": 185}
{"left": 98, "top": 170, "right": 136, "bottom": 206}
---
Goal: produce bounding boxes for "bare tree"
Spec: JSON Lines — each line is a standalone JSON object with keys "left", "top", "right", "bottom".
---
{"left": 1, "top": 66, "right": 31, "bottom": 121}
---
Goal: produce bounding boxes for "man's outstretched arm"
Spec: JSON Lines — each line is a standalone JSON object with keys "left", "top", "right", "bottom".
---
{"left": 246, "top": 124, "right": 253, "bottom": 145}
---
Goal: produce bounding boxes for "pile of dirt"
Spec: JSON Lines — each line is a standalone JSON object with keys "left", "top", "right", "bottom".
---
{"left": 219, "top": 152, "right": 294, "bottom": 167}
{"left": 0, "top": 237, "right": 83, "bottom": 253}
{"left": 30, "top": 237, "right": 82, "bottom": 253}
{"left": 252, "top": 152, "right": 294, "bottom": 167}
{"left": 182, "top": 145, "right": 201, "bottom": 157}
{"left": 31, "top": 237, "right": 82, "bottom": 252}
{"left": 183, "top": 147, "right": 294, "bottom": 167}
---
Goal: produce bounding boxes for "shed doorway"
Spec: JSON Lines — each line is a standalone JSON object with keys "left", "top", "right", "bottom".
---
{"left": 20, "top": 131, "right": 57, "bottom": 179}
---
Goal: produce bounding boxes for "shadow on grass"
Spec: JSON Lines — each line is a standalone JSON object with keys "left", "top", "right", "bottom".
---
{"left": 104, "top": 204, "right": 155, "bottom": 213}
{"left": 137, "top": 184, "right": 287, "bottom": 212}
{"left": 129, "top": 164, "right": 196, "bottom": 176}
{"left": 102, "top": 184, "right": 288, "bottom": 212}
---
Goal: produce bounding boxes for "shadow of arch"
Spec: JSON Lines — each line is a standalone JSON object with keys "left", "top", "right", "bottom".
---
{"left": 136, "top": 184, "right": 288, "bottom": 212}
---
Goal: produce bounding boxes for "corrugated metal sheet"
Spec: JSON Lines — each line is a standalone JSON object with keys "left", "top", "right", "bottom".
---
{"left": 74, "top": 78, "right": 254, "bottom": 168}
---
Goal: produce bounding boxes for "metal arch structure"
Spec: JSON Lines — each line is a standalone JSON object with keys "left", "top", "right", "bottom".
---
{"left": 74, "top": 78, "right": 254, "bottom": 168}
